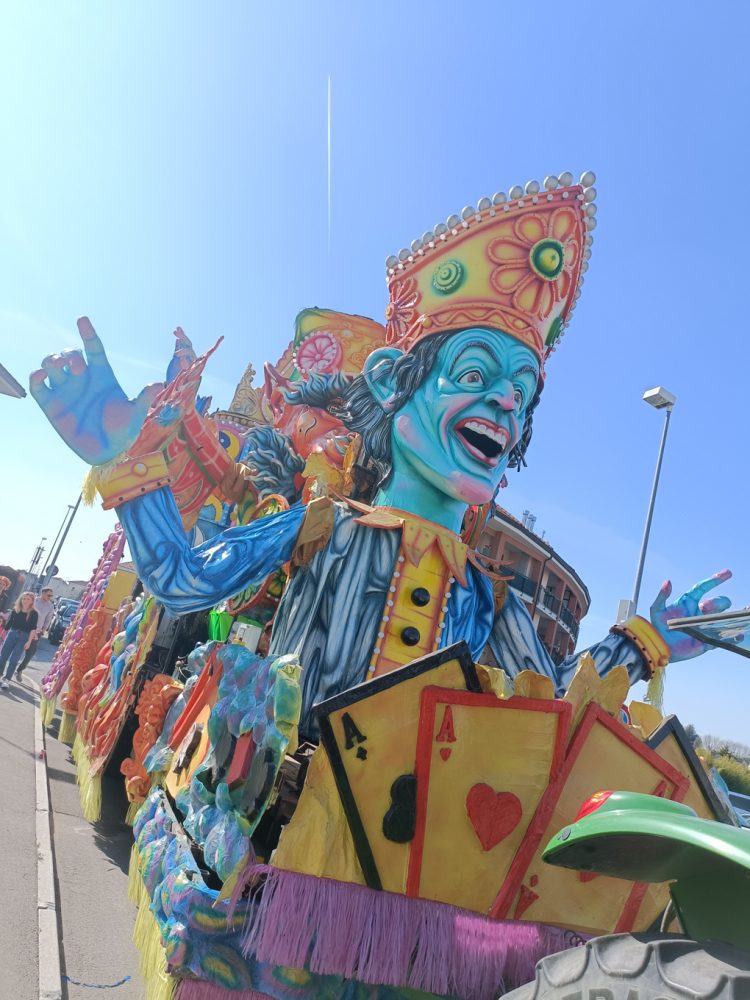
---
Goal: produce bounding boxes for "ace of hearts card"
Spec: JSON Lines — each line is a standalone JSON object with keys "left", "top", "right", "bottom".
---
{"left": 406, "top": 688, "right": 570, "bottom": 913}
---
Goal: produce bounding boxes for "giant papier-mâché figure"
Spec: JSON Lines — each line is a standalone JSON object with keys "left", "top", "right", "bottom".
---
{"left": 30, "top": 170, "right": 732, "bottom": 742}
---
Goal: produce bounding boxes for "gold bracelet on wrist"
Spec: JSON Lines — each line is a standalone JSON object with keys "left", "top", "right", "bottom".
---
{"left": 610, "top": 615, "right": 670, "bottom": 677}
{"left": 97, "top": 451, "right": 172, "bottom": 509}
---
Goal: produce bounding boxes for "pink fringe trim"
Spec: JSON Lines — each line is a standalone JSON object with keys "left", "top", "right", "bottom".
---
{"left": 175, "top": 982, "right": 273, "bottom": 1000}
{"left": 240, "top": 865, "right": 585, "bottom": 999}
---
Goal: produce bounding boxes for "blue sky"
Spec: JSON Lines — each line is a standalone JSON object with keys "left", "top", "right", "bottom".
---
{"left": 1, "top": 2, "right": 748, "bottom": 740}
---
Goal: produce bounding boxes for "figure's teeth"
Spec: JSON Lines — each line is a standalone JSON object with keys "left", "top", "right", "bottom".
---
{"left": 464, "top": 421, "right": 508, "bottom": 448}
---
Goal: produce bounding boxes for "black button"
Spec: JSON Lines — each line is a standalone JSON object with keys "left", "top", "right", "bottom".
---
{"left": 401, "top": 626, "right": 421, "bottom": 646}
{"left": 411, "top": 587, "right": 430, "bottom": 607}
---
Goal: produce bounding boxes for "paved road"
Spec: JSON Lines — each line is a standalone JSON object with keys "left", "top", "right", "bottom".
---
{"left": 2, "top": 640, "right": 142, "bottom": 999}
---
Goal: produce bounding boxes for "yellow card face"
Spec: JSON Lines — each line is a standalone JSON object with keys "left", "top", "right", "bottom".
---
{"left": 647, "top": 716, "right": 731, "bottom": 823}
{"left": 316, "top": 642, "right": 480, "bottom": 893}
{"left": 491, "top": 704, "right": 688, "bottom": 935}
{"left": 406, "top": 690, "right": 570, "bottom": 913}
{"left": 652, "top": 732, "right": 714, "bottom": 818}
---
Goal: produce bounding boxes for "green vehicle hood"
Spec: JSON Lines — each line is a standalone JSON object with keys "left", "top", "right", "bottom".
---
{"left": 543, "top": 791, "right": 750, "bottom": 883}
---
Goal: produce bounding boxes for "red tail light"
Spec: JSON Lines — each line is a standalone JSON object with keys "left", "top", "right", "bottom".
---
{"left": 574, "top": 790, "right": 613, "bottom": 821}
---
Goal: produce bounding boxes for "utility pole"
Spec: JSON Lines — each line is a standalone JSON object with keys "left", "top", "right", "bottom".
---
{"left": 41, "top": 495, "right": 82, "bottom": 584}
{"left": 28, "top": 538, "right": 47, "bottom": 588}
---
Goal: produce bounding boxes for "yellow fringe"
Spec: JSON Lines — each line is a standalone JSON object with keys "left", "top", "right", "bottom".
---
{"left": 72, "top": 732, "right": 83, "bottom": 764}
{"left": 132, "top": 880, "right": 177, "bottom": 1000}
{"left": 125, "top": 799, "right": 143, "bottom": 826}
{"left": 645, "top": 665, "right": 666, "bottom": 713}
{"left": 128, "top": 840, "right": 145, "bottom": 906}
{"left": 75, "top": 745, "right": 102, "bottom": 823}
{"left": 40, "top": 695, "right": 57, "bottom": 730}
{"left": 58, "top": 710, "right": 77, "bottom": 746}
{"left": 81, "top": 453, "right": 128, "bottom": 506}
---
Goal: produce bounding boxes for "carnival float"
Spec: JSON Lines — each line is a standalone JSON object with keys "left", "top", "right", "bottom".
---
{"left": 30, "top": 170, "right": 745, "bottom": 1000}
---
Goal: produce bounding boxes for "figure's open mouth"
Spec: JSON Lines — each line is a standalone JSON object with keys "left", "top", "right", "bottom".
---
{"left": 454, "top": 418, "right": 510, "bottom": 466}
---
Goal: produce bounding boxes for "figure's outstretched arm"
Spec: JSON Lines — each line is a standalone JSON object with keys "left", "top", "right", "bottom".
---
{"left": 490, "top": 589, "right": 652, "bottom": 695}
{"left": 117, "top": 488, "right": 305, "bottom": 615}
{"left": 491, "top": 570, "right": 735, "bottom": 697}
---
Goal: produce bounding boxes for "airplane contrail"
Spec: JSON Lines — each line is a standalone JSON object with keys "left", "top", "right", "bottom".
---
{"left": 327, "top": 75, "right": 331, "bottom": 254}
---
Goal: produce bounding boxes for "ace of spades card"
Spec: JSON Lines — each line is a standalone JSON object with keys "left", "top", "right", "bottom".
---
{"left": 315, "top": 642, "right": 480, "bottom": 892}
{"left": 406, "top": 688, "right": 570, "bottom": 914}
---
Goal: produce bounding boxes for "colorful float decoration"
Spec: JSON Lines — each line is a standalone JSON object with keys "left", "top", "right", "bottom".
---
{"left": 39, "top": 527, "right": 127, "bottom": 727}
{"left": 29, "top": 170, "right": 743, "bottom": 1000}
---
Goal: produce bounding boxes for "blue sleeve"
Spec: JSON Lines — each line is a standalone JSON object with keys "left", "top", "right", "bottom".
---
{"left": 490, "top": 589, "right": 649, "bottom": 694}
{"left": 554, "top": 631, "right": 649, "bottom": 693}
{"left": 116, "top": 488, "right": 305, "bottom": 615}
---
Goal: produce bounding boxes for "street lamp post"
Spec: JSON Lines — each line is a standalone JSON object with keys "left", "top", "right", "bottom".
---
{"left": 616, "top": 386, "right": 676, "bottom": 623}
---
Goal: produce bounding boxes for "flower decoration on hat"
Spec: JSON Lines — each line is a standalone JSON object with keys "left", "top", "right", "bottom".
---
{"left": 487, "top": 208, "right": 580, "bottom": 325}
{"left": 384, "top": 171, "right": 597, "bottom": 373}
{"left": 384, "top": 276, "right": 420, "bottom": 344}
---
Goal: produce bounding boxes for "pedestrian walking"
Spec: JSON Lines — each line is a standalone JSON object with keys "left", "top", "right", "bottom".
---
{"left": 0, "top": 592, "right": 38, "bottom": 688}
{"left": 0, "top": 576, "right": 11, "bottom": 642}
{"left": 15, "top": 587, "right": 54, "bottom": 680}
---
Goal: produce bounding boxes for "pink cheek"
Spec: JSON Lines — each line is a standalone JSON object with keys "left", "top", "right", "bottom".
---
{"left": 449, "top": 472, "right": 493, "bottom": 504}
{"left": 394, "top": 413, "right": 422, "bottom": 448}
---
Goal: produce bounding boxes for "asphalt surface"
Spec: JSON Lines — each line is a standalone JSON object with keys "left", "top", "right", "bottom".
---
{"left": 1, "top": 640, "right": 142, "bottom": 1000}
{"left": 0, "top": 651, "right": 39, "bottom": 999}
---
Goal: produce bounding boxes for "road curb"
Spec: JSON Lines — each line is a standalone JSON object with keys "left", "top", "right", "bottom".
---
{"left": 31, "top": 680, "right": 63, "bottom": 1000}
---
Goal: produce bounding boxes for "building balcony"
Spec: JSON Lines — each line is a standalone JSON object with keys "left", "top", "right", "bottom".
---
{"left": 507, "top": 569, "right": 537, "bottom": 599}
{"left": 541, "top": 589, "right": 560, "bottom": 615}
{"left": 560, "top": 604, "right": 577, "bottom": 632}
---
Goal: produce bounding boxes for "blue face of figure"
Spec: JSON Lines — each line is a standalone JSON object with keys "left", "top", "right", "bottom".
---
{"left": 384, "top": 328, "right": 540, "bottom": 509}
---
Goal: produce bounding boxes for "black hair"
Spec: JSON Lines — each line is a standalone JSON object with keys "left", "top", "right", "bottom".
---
{"left": 283, "top": 370, "right": 351, "bottom": 410}
{"left": 239, "top": 425, "right": 306, "bottom": 502}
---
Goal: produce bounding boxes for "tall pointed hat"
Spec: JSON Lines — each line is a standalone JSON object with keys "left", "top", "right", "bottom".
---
{"left": 383, "top": 170, "right": 597, "bottom": 374}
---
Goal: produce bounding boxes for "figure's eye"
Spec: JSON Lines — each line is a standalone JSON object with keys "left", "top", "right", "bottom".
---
{"left": 513, "top": 389, "right": 525, "bottom": 410}
{"left": 458, "top": 369, "right": 484, "bottom": 386}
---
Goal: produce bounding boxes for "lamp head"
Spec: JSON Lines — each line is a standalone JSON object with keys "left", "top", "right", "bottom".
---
{"left": 643, "top": 386, "right": 676, "bottom": 410}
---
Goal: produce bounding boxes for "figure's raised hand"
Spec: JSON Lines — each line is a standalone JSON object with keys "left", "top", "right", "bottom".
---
{"left": 650, "top": 569, "right": 733, "bottom": 661}
{"left": 30, "top": 317, "right": 162, "bottom": 466}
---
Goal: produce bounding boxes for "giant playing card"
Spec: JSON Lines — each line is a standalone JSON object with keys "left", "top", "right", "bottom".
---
{"left": 406, "top": 688, "right": 570, "bottom": 913}
{"left": 490, "top": 703, "right": 689, "bottom": 934}
{"left": 316, "top": 642, "right": 480, "bottom": 892}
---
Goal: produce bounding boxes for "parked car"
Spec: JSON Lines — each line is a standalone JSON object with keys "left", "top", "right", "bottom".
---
{"left": 47, "top": 601, "right": 79, "bottom": 644}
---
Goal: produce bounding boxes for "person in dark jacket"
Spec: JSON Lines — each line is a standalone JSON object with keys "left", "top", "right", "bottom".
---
{"left": 0, "top": 592, "right": 38, "bottom": 688}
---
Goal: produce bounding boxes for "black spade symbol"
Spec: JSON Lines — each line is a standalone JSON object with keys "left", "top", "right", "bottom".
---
{"left": 382, "top": 773, "right": 417, "bottom": 843}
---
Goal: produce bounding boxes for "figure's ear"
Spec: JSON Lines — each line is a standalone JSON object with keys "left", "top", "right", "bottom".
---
{"left": 363, "top": 347, "right": 403, "bottom": 411}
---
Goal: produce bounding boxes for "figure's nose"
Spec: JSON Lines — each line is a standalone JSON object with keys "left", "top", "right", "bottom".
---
{"left": 486, "top": 379, "right": 515, "bottom": 411}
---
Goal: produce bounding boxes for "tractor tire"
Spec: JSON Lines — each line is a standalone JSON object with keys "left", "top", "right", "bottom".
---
{"left": 502, "top": 933, "right": 750, "bottom": 999}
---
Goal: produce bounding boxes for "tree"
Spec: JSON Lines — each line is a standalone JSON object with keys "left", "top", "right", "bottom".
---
{"left": 683, "top": 723, "right": 701, "bottom": 748}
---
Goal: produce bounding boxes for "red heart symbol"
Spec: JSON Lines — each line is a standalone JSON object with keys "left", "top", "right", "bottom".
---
{"left": 466, "top": 783, "right": 522, "bottom": 851}
{"left": 439, "top": 747, "right": 452, "bottom": 761}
